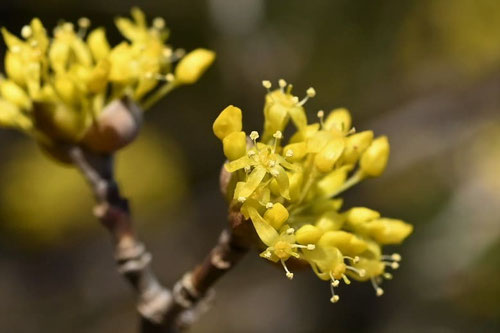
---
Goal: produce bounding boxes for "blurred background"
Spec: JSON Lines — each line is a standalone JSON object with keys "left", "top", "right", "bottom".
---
{"left": 1, "top": 0, "right": 500, "bottom": 332}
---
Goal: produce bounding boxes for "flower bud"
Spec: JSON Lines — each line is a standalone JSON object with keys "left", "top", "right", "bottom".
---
{"left": 174, "top": 48, "right": 215, "bottom": 85}
{"left": 315, "top": 211, "right": 344, "bottom": 231}
{"left": 4, "top": 51, "right": 25, "bottom": 86}
{"left": 360, "top": 136, "right": 389, "bottom": 177}
{"left": 314, "top": 136, "right": 345, "bottom": 173}
{"left": 361, "top": 218, "right": 413, "bottom": 244}
{"left": 288, "top": 171, "right": 303, "bottom": 202}
{"left": 264, "top": 202, "right": 289, "bottom": 230}
{"left": 82, "top": 97, "right": 142, "bottom": 152}
{"left": 223, "top": 131, "right": 247, "bottom": 160}
{"left": 344, "top": 207, "right": 380, "bottom": 228}
{"left": 87, "top": 28, "right": 111, "bottom": 61}
{"left": 0, "top": 80, "right": 31, "bottom": 109}
{"left": 316, "top": 165, "right": 353, "bottom": 198}
{"left": 296, "top": 225, "right": 322, "bottom": 245}
{"left": 342, "top": 130, "right": 373, "bottom": 164}
{"left": 33, "top": 101, "right": 89, "bottom": 143}
{"left": 0, "top": 99, "right": 32, "bottom": 130}
{"left": 213, "top": 105, "right": 242, "bottom": 140}
{"left": 324, "top": 108, "right": 351, "bottom": 133}
{"left": 283, "top": 142, "right": 307, "bottom": 162}
{"left": 318, "top": 230, "right": 368, "bottom": 256}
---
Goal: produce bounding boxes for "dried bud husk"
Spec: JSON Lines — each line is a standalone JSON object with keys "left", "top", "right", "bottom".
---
{"left": 82, "top": 96, "right": 142, "bottom": 153}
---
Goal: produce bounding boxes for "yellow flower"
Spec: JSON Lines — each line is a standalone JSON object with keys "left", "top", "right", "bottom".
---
{"left": 0, "top": 8, "right": 215, "bottom": 157}
{"left": 214, "top": 79, "right": 413, "bottom": 303}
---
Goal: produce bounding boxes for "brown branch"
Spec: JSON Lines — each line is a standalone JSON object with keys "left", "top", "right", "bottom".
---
{"left": 68, "top": 146, "right": 172, "bottom": 331}
{"left": 161, "top": 208, "right": 253, "bottom": 332}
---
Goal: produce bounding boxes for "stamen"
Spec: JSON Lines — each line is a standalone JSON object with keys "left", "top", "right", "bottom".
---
{"left": 247, "top": 150, "right": 256, "bottom": 157}
{"left": 343, "top": 255, "right": 359, "bottom": 263}
{"left": 78, "top": 17, "right": 91, "bottom": 29}
{"left": 281, "top": 259, "right": 294, "bottom": 280}
{"left": 262, "top": 80, "right": 272, "bottom": 93}
{"left": 244, "top": 165, "right": 251, "bottom": 173}
{"left": 285, "top": 149, "right": 294, "bottom": 158}
{"left": 291, "top": 96, "right": 299, "bottom": 104}
{"left": 21, "top": 25, "right": 32, "bottom": 39}
{"left": 265, "top": 202, "right": 274, "bottom": 209}
{"left": 341, "top": 274, "right": 351, "bottom": 285}
{"left": 298, "top": 87, "right": 316, "bottom": 106}
{"left": 347, "top": 127, "right": 356, "bottom": 134}
{"left": 330, "top": 283, "right": 340, "bottom": 303}
{"left": 163, "top": 48, "right": 173, "bottom": 58}
{"left": 237, "top": 196, "right": 246, "bottom": 203}
{"left": 272, "top": 131, "right": 282, "bottom": 153}
{"left": 346, "top": 265, "right": 366, "bottom": 277}
{"left": 292, "top": 244, "right": 316, "bottom": 250}
{"left": 383, "top": 261, "right": 399, "bottom": 270}
{"left": 383, "top": 272, "right": 393, "bottom": 280}
{"left": 307, "top": 87, "right": 316, "bottom": 98}
{"left": 250, "top": 131, "right": 259, "bottom": 142}
{"left": 371, "top": 277, "right": 384, "bottom": 296}
{"left": 172, "top": 48, "right": 185, "bottom": 61}
{"left": 268, "top": 160, "right": 276, "bottom": 167}
{"left": 331, "top": 279, "right": 340, "bottom": 287}
{"left": 317, "top": 110, "right": 325, "bottom": 129}
{"left": 279, "top": 79, "right": 287, "bottom": 92}
{"left": 286, "top": 228, "right": 295, "bottom": 235}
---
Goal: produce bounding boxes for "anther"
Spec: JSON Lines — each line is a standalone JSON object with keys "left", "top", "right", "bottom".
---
{"left": 250, "top": 131, "right": 259, "bottom": 141}
{"left": 383, "top": 273, "right": 393, "bottom": 280}
{"left": 163, "top": 48, "right": 173, "bottom": 58}
{"left": 342, "top": 274, "right": 351, "bottom": 285}
{"left": 307, "top": 87, "right": 316, "bottom": 98}
{"left": 306, "top": 244, "right": 315, "bottom": 250}
{"left": 331, "top": 279, "right": 339, "bottom": 287}
{"left": 21, "top": 25, "right": 32, "bottom": 39}
{"left": 371, "top": 277, "right": 384, "bottom": 296}
{"left": 237, "top": 196, "right": 246, "bottom": 203}
{"left": 291, "top": 96, "right": 299, "bottom": 104}
{"left": 265, "top": 202, "right": 274, "bottom": 209}
{"left": 78, "top": 17, "right": 91, "bottom": 29}
{"left": 346, "top": 265, "right": 365, "bottom": 277}
{"left": 281, "top": 259, "right": 294, "bottom": 280}
{"left": 279, "top": 79, "right": 287, "bottom": 89}
{"left": 392, "top": 253, "right": 402, "bottom": 261}
{"left": 285, "top": 150, "right": 294, "bottom": 157}
{"left": 286, "top": 228, "right": 295, "bottom": 235}
{"left": 153, "top": 17, "right": 166, "bottom": 30}
{"left": 262, "top": 80, "right": 272, "bottom": 90}
{"left": 273, "top": 131, "right": 283, "bottom": 139}
{"left": 330, "top": 295, "right": 340, "bottom": 303}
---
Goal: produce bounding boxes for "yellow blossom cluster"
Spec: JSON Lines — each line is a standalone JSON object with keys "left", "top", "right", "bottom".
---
{"left": 213, "top": 79, "right": 413, "bottom": 302}
{"left": 0, "top": 8, "right": 215, "bottom": 154}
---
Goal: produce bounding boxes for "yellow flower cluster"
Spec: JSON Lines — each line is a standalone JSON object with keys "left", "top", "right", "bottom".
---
{"left": 213, "top": 79, "right": 413, "bottom": 302}
{"left": 0, "top": 8, "right": 215, "bottom": 153}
